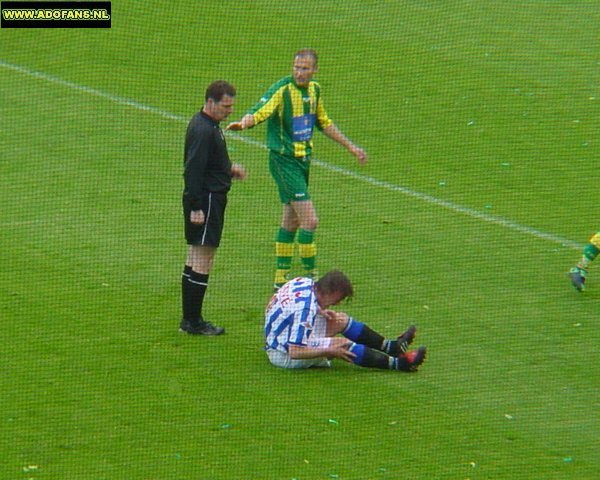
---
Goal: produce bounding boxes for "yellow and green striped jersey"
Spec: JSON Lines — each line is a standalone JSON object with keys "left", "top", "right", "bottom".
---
{"left": 248, "top": 76, "right": 333, "bottom": 158}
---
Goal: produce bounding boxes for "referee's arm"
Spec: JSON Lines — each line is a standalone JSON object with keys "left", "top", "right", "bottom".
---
{"left": 183, "top": 125, "right": 210, "bottom": 210}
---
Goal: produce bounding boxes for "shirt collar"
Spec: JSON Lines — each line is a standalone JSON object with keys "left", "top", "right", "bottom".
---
{"left": 200, "top": 109, "right": 220, "bottom": 126}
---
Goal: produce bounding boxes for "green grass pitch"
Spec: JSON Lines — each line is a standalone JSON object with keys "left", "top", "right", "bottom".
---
{"left": 0, "top": 1, "right": 598, "bottom": 478}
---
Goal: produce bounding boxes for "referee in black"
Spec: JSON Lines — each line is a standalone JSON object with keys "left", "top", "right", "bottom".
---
{"left": 180, "top": 80, "right": 247, "bottom": 335}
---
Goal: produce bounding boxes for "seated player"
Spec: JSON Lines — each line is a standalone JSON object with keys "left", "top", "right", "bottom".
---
{"left": 264, "top": 270, "right": 426, "bottom": 372}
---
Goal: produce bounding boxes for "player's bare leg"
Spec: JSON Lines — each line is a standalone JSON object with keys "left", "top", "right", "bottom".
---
{"left": 289, "top": 200, "right": 318, "bottom": 280}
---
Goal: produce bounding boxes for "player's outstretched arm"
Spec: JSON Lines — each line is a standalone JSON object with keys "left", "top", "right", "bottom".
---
{"left": 226, "top": 114, "right": 255, "bottom": 131}
{"left": 322, "top": 124, "right": 367, "bottom": 164}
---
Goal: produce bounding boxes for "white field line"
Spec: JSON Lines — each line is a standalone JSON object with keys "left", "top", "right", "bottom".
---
{"left": 0, "top": 60, "right": 582, "bottom": 250}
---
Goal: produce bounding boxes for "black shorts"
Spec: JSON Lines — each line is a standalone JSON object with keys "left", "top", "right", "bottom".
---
{"left": 183, "top": 192, "right": 228, "bottom": 247}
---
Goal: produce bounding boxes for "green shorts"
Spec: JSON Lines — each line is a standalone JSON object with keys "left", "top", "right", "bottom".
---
{"left": 268, "top": 150, "right": 311, "bottom": 204}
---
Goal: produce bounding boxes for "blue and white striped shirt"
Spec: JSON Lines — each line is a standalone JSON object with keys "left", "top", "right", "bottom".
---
{"left": 264, "top": 277, "right": 320, "bottom": 353}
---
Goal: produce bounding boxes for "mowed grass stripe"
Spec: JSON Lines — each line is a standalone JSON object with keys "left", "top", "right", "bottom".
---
{"left": 0, "top": 59, "right": 582, "bottom": 250}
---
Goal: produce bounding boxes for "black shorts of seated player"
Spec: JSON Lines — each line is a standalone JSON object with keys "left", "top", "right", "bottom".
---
{"left": 183, "top": 192, "right": 228, "bottom": 247}
{"left": 180, "top": 80, "right": 247, "bottom": 336}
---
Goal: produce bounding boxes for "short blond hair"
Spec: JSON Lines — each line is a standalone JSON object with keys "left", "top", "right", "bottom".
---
{"left": 294, "top": 49, "right": 318, "bottom": 65}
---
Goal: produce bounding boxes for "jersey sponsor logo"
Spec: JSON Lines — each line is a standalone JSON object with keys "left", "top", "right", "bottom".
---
{"left": 292, "top": 114, "right": 315, "bottom": 142}
{"left": 275, "top": 282, "right": 295, "bottom": 309}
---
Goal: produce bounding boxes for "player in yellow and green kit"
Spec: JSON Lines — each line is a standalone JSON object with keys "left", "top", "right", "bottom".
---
{"left": 228, "top": 49, "right": 367, "bottom": 290}
{"left": 569, "top": 231, "right": 600, "bottom": 291}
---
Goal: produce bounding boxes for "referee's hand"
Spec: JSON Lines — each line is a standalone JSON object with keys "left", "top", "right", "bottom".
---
{"left": 231, "top": 164, "right": 247, "bottom": 181}
{"left": 190, "top": 210, "right": 205, "bottom": 225}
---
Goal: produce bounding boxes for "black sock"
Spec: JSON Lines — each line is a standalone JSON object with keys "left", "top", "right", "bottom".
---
{"left": 382, "top": 339, "right": 400, "bottom": 356}
{"left": 354, "top": 324, "right": 386, "bottom": 351}
{"left": 352, "top": 345, "right": 395, "bottom": 370}
{"left": 182, "top": 267, "right": 209, "bottom": 324}
{"left": 344, "top": 320, "right": 402, "bottom": 356}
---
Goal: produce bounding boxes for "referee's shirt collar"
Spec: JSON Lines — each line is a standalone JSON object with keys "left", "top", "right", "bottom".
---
{"left": 200, "top": 109, "right": 220, "bottom": 126}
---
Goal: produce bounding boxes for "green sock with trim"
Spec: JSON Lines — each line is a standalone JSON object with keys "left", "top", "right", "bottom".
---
{"left": 274, "top": 228, "right": 296, "bottom": 288}
{"left": 297, "top": 228, "right": 317, "bottom": 278}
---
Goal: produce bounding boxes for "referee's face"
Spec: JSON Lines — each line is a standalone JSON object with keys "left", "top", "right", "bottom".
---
{"left": 206, "top": 94, "right": 235, "bottom": 122}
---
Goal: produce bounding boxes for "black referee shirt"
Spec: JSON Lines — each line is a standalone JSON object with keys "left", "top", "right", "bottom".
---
{"left": 183, "top": 111, "right": 232, "bottom": 210}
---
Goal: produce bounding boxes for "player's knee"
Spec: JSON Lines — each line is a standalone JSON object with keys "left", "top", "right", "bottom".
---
{"left": 284, "top": 218, "right": 300, "bottom": 231}
{"left": 304, "top": 215, "right": 319, "bottom": 231}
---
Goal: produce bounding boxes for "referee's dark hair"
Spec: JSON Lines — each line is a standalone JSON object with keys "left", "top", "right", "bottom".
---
{"left": 205, "top": 80, "right": 236, "bottom": 102}
{"left": 315, "top": 270, "right": 353, "bottom": 300}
